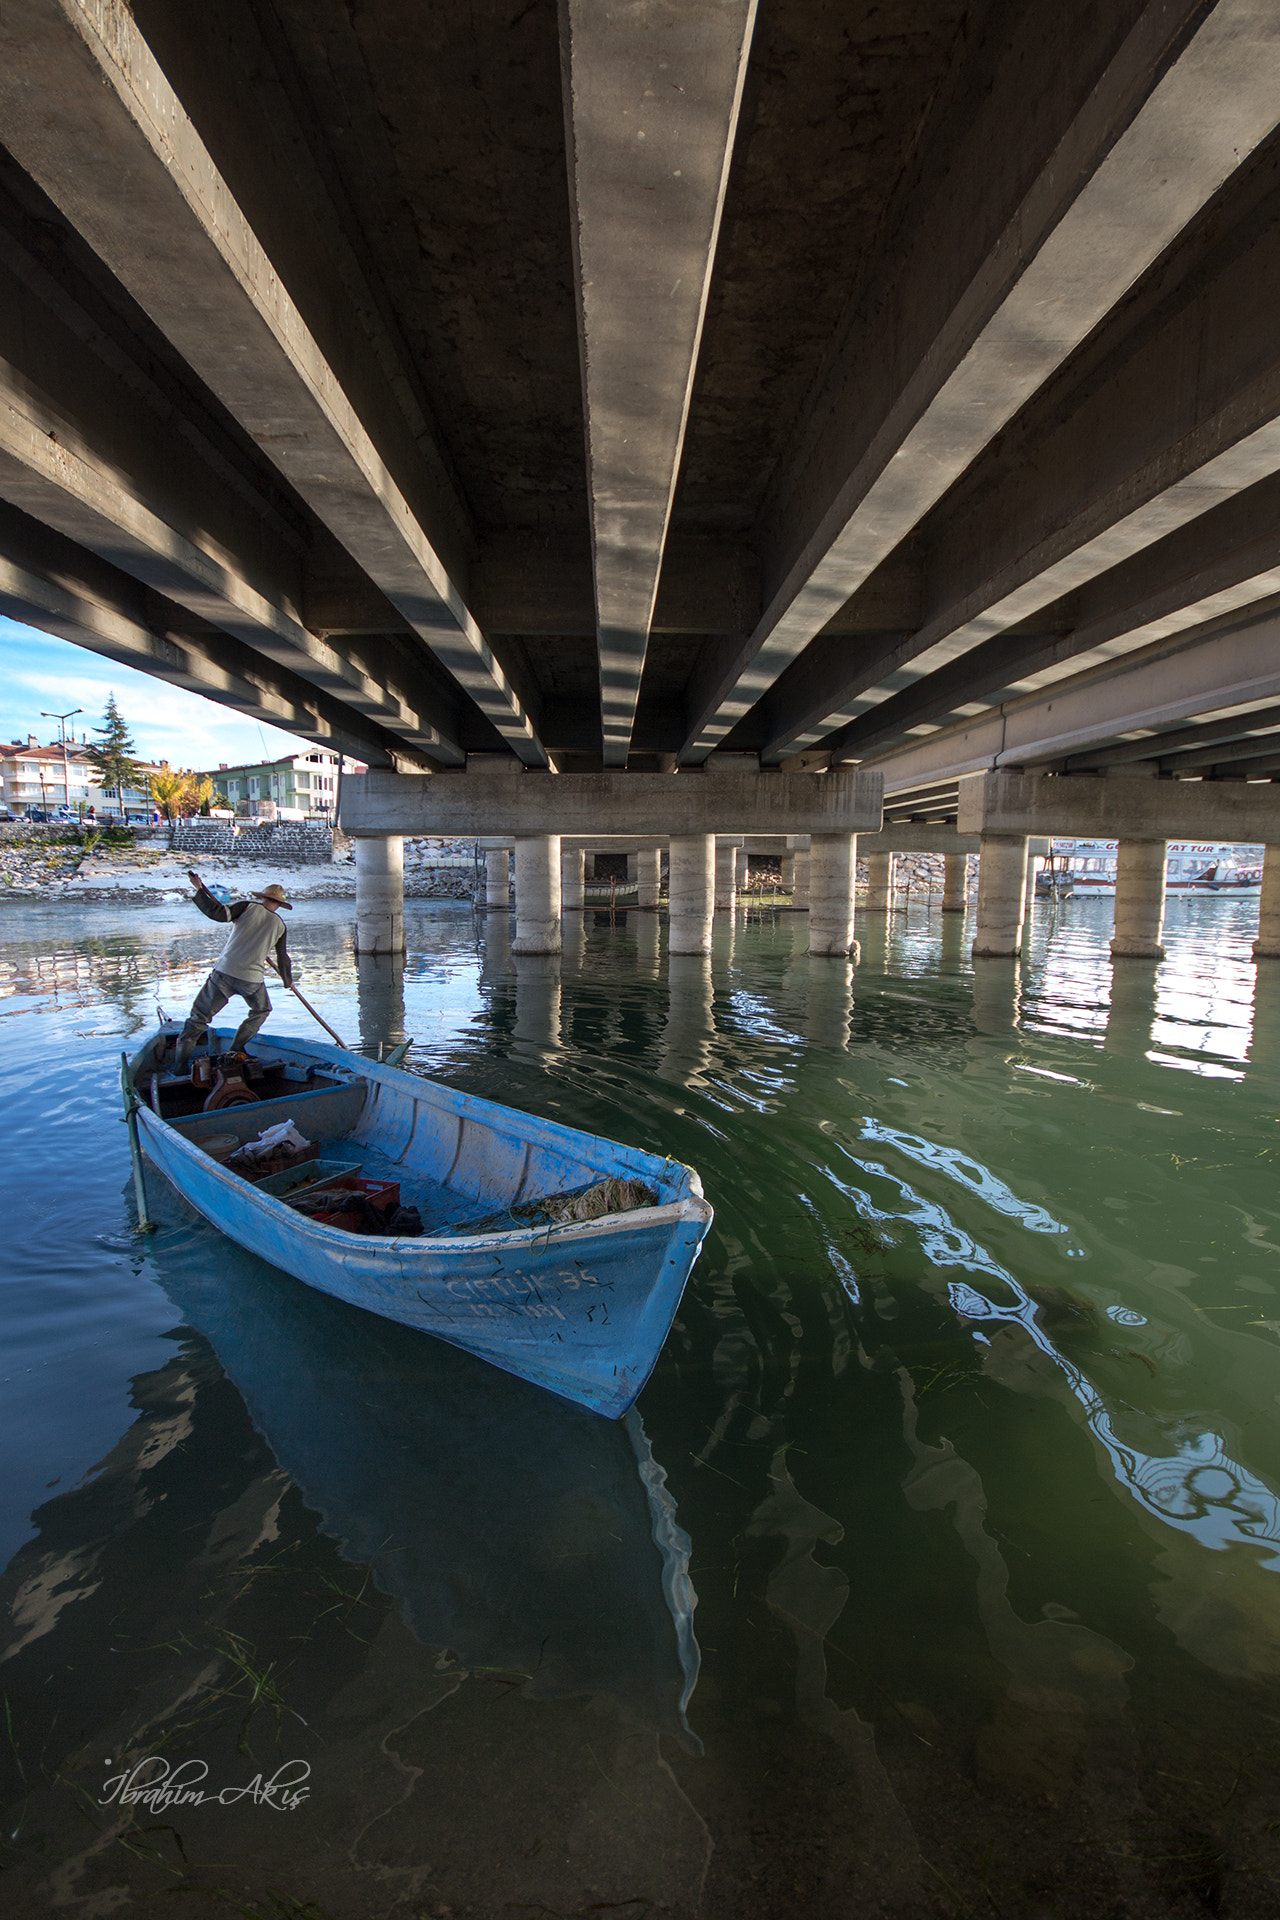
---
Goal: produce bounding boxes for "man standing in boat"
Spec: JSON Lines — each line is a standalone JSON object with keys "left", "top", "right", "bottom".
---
{"left": 175, "top": 872, "right": 294, "bottom": 1068}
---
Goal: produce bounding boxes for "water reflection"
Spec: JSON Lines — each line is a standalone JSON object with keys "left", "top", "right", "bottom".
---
{"left": 659, "top": 953, "right": 715, "bottom": 1086}
{"left": 511, "top": 953, "right": 561, "bottom": 1062}
{"left": 355, "top": 950, "right": 405, "bottom": 1057}
{"left": 970, "top": 956, "right": 1020, "bottom": 1034}
{"left": 804, "top": 958, "right": 852, "bottom": 1050}
{"left": 1103, "top": 959, "right": 1159, "bottom": 1058}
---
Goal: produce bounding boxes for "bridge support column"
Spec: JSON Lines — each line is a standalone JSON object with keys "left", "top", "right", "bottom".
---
{"left": 809, "top": 833, "right": 860, "bottom": 959}
{"left": 735, "top": 847, "right": 749, "bottom": 895}
{"left": 636, "top": 847, "right": 661, "bottom": 908}
{"left": 484, "top": 847, "right": 510, "bottom": 909}
{"left": 972, "top": 834, "right": 1027, "bottom": 958}
{"left": 714, "top": 840, "right": 737, "bottom": 911}
{"left": 865, "top": 852, "right": 893, "bottom": 913}
{"left": 669, "top": 834, "right": 715, "bottom": 954}
{"left": 561, "top": 846, "right": 584, "bottom": 911}
{"left": 1111, "top": 839, "right": 1167, "bottom": 960}
{"left": 512, "top": 833, "right": 562, "bottom": 954}
{"left": 1254, "top": 845, "right": 1280, "bottom": 960}
{"left": 354, "top": 836, "right": 404, "bottom": 955}
{"left": 780, "top": 851, "right": 796, "bottom": 893}
{"left": 1024, "top": 847, "right": 1041, "bottom": 918}
{"left": 942, "top": 853, "right": 968, "bottom": 913}
{"left": 792, "top": 846, "right": 810, "bottom": 911}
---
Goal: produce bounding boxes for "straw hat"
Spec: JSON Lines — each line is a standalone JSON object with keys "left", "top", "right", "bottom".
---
{"left": 252, "top": 884, "right": 293, "bottom": 909}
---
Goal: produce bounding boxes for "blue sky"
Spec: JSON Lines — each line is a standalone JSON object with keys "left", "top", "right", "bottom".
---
{"left": 0, "top": 620, "right": 313, "bottom": 767}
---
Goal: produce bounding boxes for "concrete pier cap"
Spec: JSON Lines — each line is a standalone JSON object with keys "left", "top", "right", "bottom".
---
{"left": 341, "top": 765, "right": 884, "bottom": 839}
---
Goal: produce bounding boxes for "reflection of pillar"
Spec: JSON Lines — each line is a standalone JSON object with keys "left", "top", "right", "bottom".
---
{"left": 635, "top": 909, "right": 661, "bottom": 978}
{"left": 865, "top": 852, "right": 893, "bottom": 913}
{"left": 809, "top": 832, "right": 859, "bottom": 958}
{"left": 356, "top": 950, "right": 406, "bottom": 1056}
{"left": 669, "top": 834, "right": 714, "bottom": 954}
{"left": 781, "top": 851, "right": 796, "bottom": 892}
{"left": 481, "top": 903, "right": 510, "bottom": 984}
{"left": 971, "top": 957, "right": 1020, "bottom": 1034}
{"left": 354, "top": 836, "right": 404, "bottom": 954}
{"left": 857, "top": 910, "right": 888, "bottom": 971}
{"left": 512, "top": 833, "right": 562, "bottom": 954}
{"left": 560, "top": 909, "right": 586, "bottom": 973}
{"left": 714, "top": 840, "right": 737, "bottom": 911}
{"left": 1024, "top": 849, "right": 1040, "bottom": 920}
{"left": 940, "top": 914, "right": 966, "bottom": 967}
{"left": 1254, "top": 844, "right": 1280, "bottom": 960}
{"left": 659, "top": 953, "right": 714, "bottom": 1085}
{"left": 805, "top": 957, "right": 852, "bottom": 1049}
{"left": 484, "top": 848, "right": 510, "bottom": 910}
{"left": 942, "top": 853, "right": 968, "bottom": 913}
{"left": 1104, "top": 958, "right": 1159, "bottom": 1057}
{"left": 972, "top": 834, "right": 1027, "bottom": 957}
{"left": 636, "top": 846, "right": 661, "bottom": 909}
{"left": 792, "top": 846, "right": 810, "bottom": 911}
{"left": 1111, "top": 839, "right": 1167, "bottom": 960}
{"left": 561, "top": 846, "right": 584, "bottom": 911}
{"left": 512, "top": 954, "right": 561, "bottom": 1060}
{"left": 1250, "top": 959, "right": 1280, "bottom": 1072}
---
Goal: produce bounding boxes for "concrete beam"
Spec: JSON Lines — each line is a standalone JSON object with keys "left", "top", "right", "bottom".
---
{"left": 0, "top": 540, "right": 398, "bottom": 767}
{"left": 560, "top": 0, "right": 756, "bottom": 763}
{"left": 342, "top": 767, "right": 883, "bottom": 838}
{"left": 0, "top": 349, "right": 462, "bottom": 767}
{"left": 469, "top": 532, "right": 761, "bottom": 639}
{"left": 958, "top": 770, "right": 1280, "bottom": 842}
{"left": 679, "top": 0, "right": 1280, "bottom": 760}
{"left": 865, "top": 606, "right": 1280, "bottom": 793}
{"left": 1066, "top": 699, "right": 1280, "bottom": 771}
{"left": 0, "top": 0, "right": 548, "bottom": 766}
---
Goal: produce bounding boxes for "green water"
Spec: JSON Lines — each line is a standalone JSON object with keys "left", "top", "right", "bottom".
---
{"left": 1, "top": 892, "right": 1279, "bottom": 1917}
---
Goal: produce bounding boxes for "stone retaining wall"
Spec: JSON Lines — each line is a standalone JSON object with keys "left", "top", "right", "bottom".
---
{"left": 170, "top": 820, "right": 334, "bottom": 864}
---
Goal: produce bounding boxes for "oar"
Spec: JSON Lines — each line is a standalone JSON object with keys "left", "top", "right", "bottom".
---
{"left": 274, "top": 967, "right": 349, "bottom": 1050}
{"left": 186, "top": 869, "right": 350, "bottom": 1051}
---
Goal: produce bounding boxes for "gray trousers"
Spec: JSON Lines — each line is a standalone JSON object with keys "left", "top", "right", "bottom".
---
{"left": 181, "top": 969, "right": 272, "bottom": 1052}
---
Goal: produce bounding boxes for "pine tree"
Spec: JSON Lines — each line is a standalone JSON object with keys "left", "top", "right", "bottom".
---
{"left": 86, "top": 693, "right": 144, "bottom": 813}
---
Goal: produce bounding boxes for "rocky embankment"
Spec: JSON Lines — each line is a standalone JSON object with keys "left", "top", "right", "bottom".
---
{"left": 0, "top": 828, "right": 478, "bottom": 905}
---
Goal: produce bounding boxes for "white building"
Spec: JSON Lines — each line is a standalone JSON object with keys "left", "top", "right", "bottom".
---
{"left": 0, "top": 737, "right": 99, "bottom": 816}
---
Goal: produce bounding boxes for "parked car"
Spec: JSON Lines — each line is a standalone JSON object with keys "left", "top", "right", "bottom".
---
{"left": 0, "top": 807, "right": 14, "bottom": 821}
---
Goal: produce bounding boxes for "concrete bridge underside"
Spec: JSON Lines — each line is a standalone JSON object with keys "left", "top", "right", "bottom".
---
{"left": 1, "top": 0, "right": 1280, "bottom": 815}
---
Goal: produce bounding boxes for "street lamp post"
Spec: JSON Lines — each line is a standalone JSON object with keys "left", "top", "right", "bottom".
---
{"left": 41, "top": 708, "right": 83, "bottom": 817}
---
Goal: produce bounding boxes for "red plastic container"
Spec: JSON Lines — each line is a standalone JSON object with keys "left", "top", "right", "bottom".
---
{"left": 287, "top": 1175, "right": 401, "bottom": 1231}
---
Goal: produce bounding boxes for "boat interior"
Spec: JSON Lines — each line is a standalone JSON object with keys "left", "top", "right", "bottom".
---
{"left": 130, "top": 1028, "right": 673, "bottom": 1240}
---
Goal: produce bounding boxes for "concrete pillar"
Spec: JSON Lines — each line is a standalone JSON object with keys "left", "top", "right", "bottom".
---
{"left": 511, "top": 833, "right": 562, "bottom": 954}
{"left": 735, "top": 847, "right": 749, "bottom": 895}
{"left": 668, "top": 834, "right": 715, "bottom": 954}
{"left": 972, "top": 834, "right": 1028, "bottom": 958}
{"left": 560, "top": 845, "right": 585, "bottom": 911}
{"left": 809, "top": 832, "right": 859, "bottom": 959}
{"left": 1024, "top": 848, "right": 1041, "bottom": 918}
{"left": 714, "top": 839, "right": 737, "bottom": 911}
{"left": 1110, "top": 839, "right": 1167, "bottom": 960}
{"left": 780, "top": 850, "right": 796, "bottom": 892}
{"left": 625, "top": 852, "right": 637, "bottom": 884}
{"left": 792, "top": 846, "right": 810, "bottom": 911}
{"left": 1253, "top": 844, "right": 1280, "bottom": 960}
{"left": 636, "top": 846, "right": 662, "bottom": 909}
{"left": 354, "top": 835, "right": 404, "bottom": 955}
{"left": 865, "top": 852, "right": 893, "bottom": 913}
{"left": 941, "top": 852, "right": 968, "bottom": 913}
{"left": 356, "top": 950, "right": 405, "bottom": 1058}
{"left": 484, "top": 847, "right": 510, "bottom": 910}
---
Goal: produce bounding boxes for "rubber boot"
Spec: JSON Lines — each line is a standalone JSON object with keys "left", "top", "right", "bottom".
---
{"left": 175, "top": 1031, "right": 199, "bottom": 1072}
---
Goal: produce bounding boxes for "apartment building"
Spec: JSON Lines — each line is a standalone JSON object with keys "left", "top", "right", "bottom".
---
{"left": 201, "top": 749, "right": 362, "bottom": 818}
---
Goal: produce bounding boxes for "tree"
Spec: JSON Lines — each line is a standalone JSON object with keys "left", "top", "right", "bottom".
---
{"left": 149, "top": 767, "right": 189, "bottom": 822}
{"left": 86, "top": 694, "right": 144, "bottom": 815}
{"left": 191, "top": 774, "right": 214, "bottom": 816}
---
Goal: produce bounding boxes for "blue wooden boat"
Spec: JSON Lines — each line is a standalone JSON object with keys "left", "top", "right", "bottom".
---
{"left": 124, "top": 1026, "right": 712, "bottom": 1417}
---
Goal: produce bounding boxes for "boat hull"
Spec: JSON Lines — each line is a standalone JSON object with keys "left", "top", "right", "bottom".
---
{"left": 132, "top": 1032, "right": 712, "bottom": 1418}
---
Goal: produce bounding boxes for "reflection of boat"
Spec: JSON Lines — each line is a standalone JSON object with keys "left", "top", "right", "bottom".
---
{"left": 142, "top": 1208, "right": 701, "bottom": 1735}
{"left": 125, "top": 1027, "right": 712, "bottom": 1417}
{"left": 1047, "top": 839, "right": 1263, "bottom": 897}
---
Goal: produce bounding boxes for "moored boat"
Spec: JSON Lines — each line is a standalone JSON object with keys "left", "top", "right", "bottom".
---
{"left": 124, "top": 1025, "right": 713, "bottom": 1417}
{"left": 1045, "top": 838, "right": 1263, "bottom": 897}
